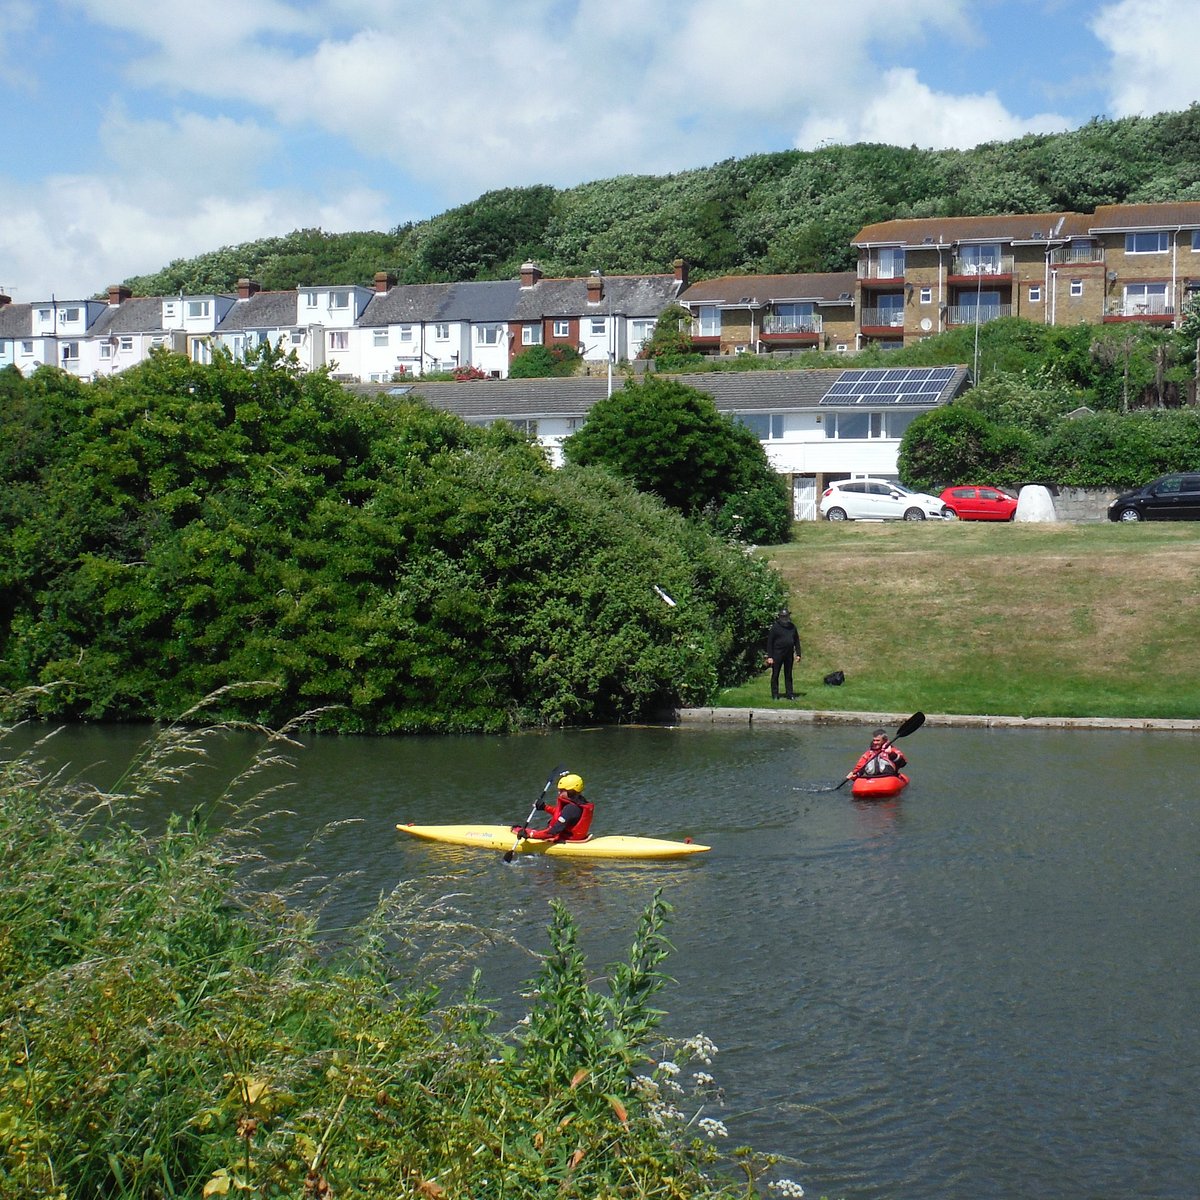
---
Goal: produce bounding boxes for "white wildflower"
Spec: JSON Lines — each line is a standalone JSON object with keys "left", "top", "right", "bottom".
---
{"left": 658, "top": 1059, "right": 680, "bottom": 1076}
{"left": 697, "top": 1117, "right": 728, "bottom": 1139}
{"left": 768, "top": 1180, "right": 805, "bottom": 1198}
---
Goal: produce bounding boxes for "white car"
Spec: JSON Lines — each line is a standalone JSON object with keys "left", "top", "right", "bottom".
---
{"left": 819, "top": 478, "right": 950, "bottom": 522}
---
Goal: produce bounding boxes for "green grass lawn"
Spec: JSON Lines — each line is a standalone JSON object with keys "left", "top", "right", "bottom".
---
{"left": 718, "top": 520, "right": 1200, "bottom": 720}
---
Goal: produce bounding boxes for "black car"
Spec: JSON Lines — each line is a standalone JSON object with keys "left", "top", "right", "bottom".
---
{"left": 1107, "top": 473, "right": 1200, "bottom": 521}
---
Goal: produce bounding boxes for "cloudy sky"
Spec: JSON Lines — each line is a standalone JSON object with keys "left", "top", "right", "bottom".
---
{"left": 3, "top": 0, "right": 1199, "bottom": 301}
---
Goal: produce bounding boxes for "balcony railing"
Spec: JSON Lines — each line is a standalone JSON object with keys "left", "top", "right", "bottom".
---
{"left": 1050, "top": 244, "right": 1105, "bottom": 265}
{"left": 860, "top": 308, "right": 905, "bottom": 327}
{"left": 945, "top": 303, "right": 1012, "bottom": 325}
{"left": 858, "top": 262, "right": 905, "bottom": 280}
{"left": 1109, "top": 298, "right": 1175, "bottom": 318}
{"left": 762, "top": 314, "right": 822, "bottom": 334}
{"left": 951, "top": 255, "right": 1015, "bottom": 276}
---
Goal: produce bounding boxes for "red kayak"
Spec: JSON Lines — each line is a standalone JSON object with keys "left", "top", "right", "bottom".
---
{"left": 851, "top": 772, "right": 909, "bottom": 799}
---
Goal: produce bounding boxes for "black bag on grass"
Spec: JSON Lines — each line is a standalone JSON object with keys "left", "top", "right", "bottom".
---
{"left": 823, "top": 670, "right": 845, "bottom": 686}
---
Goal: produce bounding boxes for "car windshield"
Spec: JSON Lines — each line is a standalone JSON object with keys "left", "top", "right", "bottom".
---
{"left": 891, "top": 483, "right": 914, "bottom": 495}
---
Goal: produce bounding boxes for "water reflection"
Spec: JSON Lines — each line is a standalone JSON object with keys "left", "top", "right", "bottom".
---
{"left": 4, "top": 720, "right": 1198, "bottom": 1200}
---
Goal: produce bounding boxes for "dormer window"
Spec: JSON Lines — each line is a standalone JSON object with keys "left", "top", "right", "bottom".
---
{"left": 187, "top": 300, "right": 210, "bottom": 319}
{"left": 331, "top": 291, "right": 350, "bottom": 309}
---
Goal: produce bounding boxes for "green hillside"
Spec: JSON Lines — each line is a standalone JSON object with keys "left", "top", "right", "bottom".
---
{"left": 120, "top": 106, "right": 1200, "bottom": 296}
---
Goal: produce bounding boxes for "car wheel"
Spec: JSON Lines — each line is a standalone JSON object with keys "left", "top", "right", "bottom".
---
{"left": 903, "top": 507, "right": 927, "bottom": 521}
{"left": 1116, "top": 507, "right": 1142, "bottom": 522}
{"left": 825, "top": 507, "right": 848, "bottom": 522}
{"left": 943, "top": 507, "right": 959, "bottom": 520}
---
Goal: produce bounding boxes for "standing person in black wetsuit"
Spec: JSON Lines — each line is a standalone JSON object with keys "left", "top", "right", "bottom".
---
{"left": 765, "top": 607, "right": 802, "bottom": 700}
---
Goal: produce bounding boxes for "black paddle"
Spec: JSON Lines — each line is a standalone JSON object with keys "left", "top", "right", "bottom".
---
{"left": 504, "top": 764, "right": 566, "bottom": 862}
{"left": 833, "top": 711, "right": 926, "bottom": 790}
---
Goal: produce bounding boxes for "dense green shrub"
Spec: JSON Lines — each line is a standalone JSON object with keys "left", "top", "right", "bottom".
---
{"left": 562, "top": 376, "right": 791, "bottom": 544}
{"left": 508, "top": 343, "right": 583, "bottom": 378}
{"left": 0, "top": 354, "right": 782, "bottom": 731}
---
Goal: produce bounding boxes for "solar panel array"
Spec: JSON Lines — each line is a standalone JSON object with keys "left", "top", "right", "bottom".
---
{"left": 818, "top": 366, "right": 959, "bottom": 406}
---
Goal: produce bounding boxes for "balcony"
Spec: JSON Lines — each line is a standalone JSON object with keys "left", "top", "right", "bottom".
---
{"left": 762, "top": 314, "right": 822, "bottom": 335}
{"left": 860, "top": 308, "right": 905, "bottom": 328}
{"left": 1050, "top": 244, "right": 1105, "bottom": 265}
{"left": 1105, "top": 298, "right": 1175, "bottom": 321}
{"left": 944, "top": 303, "right": 1012, "bottom": 325}
{"left": 950, "top": 255, "right": 1015, "bottom": 278}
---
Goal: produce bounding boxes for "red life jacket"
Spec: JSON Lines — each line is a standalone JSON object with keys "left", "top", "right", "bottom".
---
{"left": 528, "top": 791, "right": 595, "bottom": 840}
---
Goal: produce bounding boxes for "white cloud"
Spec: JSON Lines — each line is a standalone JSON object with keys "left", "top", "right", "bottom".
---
{"left": 1092, "top": 0, "right": 1200, "bottom": 117}
{"left": 794, "top": 67, "right": 1072, "bottom": 151}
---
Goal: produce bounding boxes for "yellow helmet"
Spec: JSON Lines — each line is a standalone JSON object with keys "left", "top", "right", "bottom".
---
{"left": 557, "top": 773, "right": 584, "bottom": 794}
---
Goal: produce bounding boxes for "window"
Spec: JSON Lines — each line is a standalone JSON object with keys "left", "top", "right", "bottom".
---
{"left": 630, "top": 318, "right": 655, "bottom": 342}
{"left": 1029, "top": 285, "right": 1041, "bottom": 303}
{"left": 398, "top": 325, "right": 413, "bottom": 343}
{"left": 875, "top": 246, "right": 905, "bottom": 277}
{"left": 330, "top": 291, "right": 350, "bottom": 309}
{"left": 822, "top": 411, "right": 917, "bottom": 439}
{"left": 1124, "top": 282, "right": 1169, "bottom": 314}
{"left": 920, "top": 287, "right": 932, "bottom": 304}
{"left": 373, "top": 329, "right": 389, "bottom": 347}
{"left": 434, "top": 323, "right": 450, "bottom": 340}
{"left": 289, "top": 331, "right": 303, "bottom": 345}
{"left": 61, "top": 342, "right": 79, "bottom": 361}
{"left": 695, "top": 305, "right": 720, "bottom": 337}
{"left": 20, "top": 340, "right": 33, "bottom": 355}
{"left": 61, "top": 307, "right": 80, "bottom": 323}
{"left": 590, "top": 318, "right": 606, "bottom": 336}
{"left": 1193, "top": 230, "right": 1200, "bottom": 252}
{"left": 100, "top": 343, "right": 113, "bottom": 359}
{"left": 119, "top": 336, "right": 133, "bottom": 351}
{"left": 553, "top": 319, "right": 571, "bottom": 338}
{"left": 190, "top": 337, "right": 211, "bottom": 364}
{"left": 477, "top": 324, "right": 501, "bottom": 345}
{"left": 329, "top": 331, "right": 349, "bottom": 351}
{"left": 303, "top": 291, "right": 318, "bottom": 308}
{"left": 186, "top": 300, "right": 210, "bottom": 319}
{"left": 1070, "top": 279, "right": 1084, "bottom": 298}
{"left": 737, "top": 413, "right": 785, "bottom": 440}
{"left": 522, "top": 324, "right": 543, "bottom": 345}
{"left": 1126, "top": 231, "right": 1169, "bottom": 254}
{"left": 960, "top": 244, "right": 1002, "bottom": 273}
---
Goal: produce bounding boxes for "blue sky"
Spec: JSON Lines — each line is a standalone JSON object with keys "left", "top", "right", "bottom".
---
{"left": 3, "top": 0, "right": 1199, "bottom": 301}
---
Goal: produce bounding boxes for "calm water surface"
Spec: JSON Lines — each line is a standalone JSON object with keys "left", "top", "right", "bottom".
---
{"left": 9, "top": 720, "right": 1198, "bottom": 1199}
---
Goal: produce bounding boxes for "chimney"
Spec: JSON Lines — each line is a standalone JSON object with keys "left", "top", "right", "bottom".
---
{"left": 0, "top": 293, "right": 11, "bottom": 308}
{"left": 587, "top": 270, "right": 604, "bottom": 303}
{"left": 374, "top": 271, "right": 395, "bottom": 293}
{"left": 674, "top": 258, "right": 689, "bottom": 289}
{"left": 237, "top": 278, "right": 260, "bottom": 300}
{"left": 107, "top": 284, "right": 131, "bottom": 306}
{"left": 520, "top": 260, "right": 542, "bottom": 288}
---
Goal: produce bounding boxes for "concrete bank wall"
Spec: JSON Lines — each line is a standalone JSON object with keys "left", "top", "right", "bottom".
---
{"left": 661, "top": 707, "right": 1200, "bottom": 731}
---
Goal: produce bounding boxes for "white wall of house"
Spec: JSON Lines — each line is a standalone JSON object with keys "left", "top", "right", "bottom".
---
{"left": 577, "top": 313, "right": 614, "bottom": 363}
{"left": 470, "top": 323, "right": 511, "bottom": 377}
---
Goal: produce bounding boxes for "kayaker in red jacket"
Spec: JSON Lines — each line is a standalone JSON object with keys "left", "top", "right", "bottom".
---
{"left": 516, "top": 773, "right": 595, "bottom": 841}
{"left": 847, "top": 729, "right": 907, "bottom": 780}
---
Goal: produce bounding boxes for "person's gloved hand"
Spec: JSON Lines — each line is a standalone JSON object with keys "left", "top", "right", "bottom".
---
{"left": 535, "top": 799, "right": 548, "bottom": 811}
{"left": 510, "top": 825, "right": 529, "bottom": 838}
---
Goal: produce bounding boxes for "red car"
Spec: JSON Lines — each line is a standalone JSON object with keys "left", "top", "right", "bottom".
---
{"left": 939, "top": 485, "right": 1019, "bottom": 521}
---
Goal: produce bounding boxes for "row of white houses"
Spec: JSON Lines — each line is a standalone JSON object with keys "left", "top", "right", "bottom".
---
{"left": 0, "top": 263, "right": 684, "bottom": 383}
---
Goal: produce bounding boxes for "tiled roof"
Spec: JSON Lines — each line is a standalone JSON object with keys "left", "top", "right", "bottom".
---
{"left": 359, "top": 282, "right": 454, "bottom": 326}
{"left": 1090, "top": 202, "right": 1200, "bottom": 230}
{"left": 439, "top": 280, "right": 522, "bottom": 322}
{"left": 350, "top": 364, "right": 971, "bottom": 421}
{"left": 679, "top": 272, "right": 857, "bottom": 305}
{"left": 512, "top": 275, "right": 680, "bottom": 320}
{"left": 217, "top": 292, "right": 301, "bottom": 331}
{"left": 90, "top": 297, "right": 169, "bottom": 335}
{"left": 0, "top": 303, "right": 32, "bottom": 336}
{"left": 852, "top": 212, "right": 1093, "bottom": 246}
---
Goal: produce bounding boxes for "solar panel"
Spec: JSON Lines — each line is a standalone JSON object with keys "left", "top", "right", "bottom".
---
{"left": 818, "top": 366, "right": 961, "bottom": 406}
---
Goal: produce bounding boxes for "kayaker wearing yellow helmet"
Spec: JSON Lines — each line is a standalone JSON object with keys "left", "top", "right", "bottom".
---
{"left": 515, "top": 772, "right": 595, "bottom": 842}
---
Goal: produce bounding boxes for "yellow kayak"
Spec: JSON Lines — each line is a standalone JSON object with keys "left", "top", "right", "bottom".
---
{"left": 396, "top": 823, "right": 711, "bottom": 860}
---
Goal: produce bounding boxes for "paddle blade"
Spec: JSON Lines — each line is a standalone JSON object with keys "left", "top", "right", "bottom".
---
{"left": 894, "top": 711, "right": 925, "bottom": 740}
